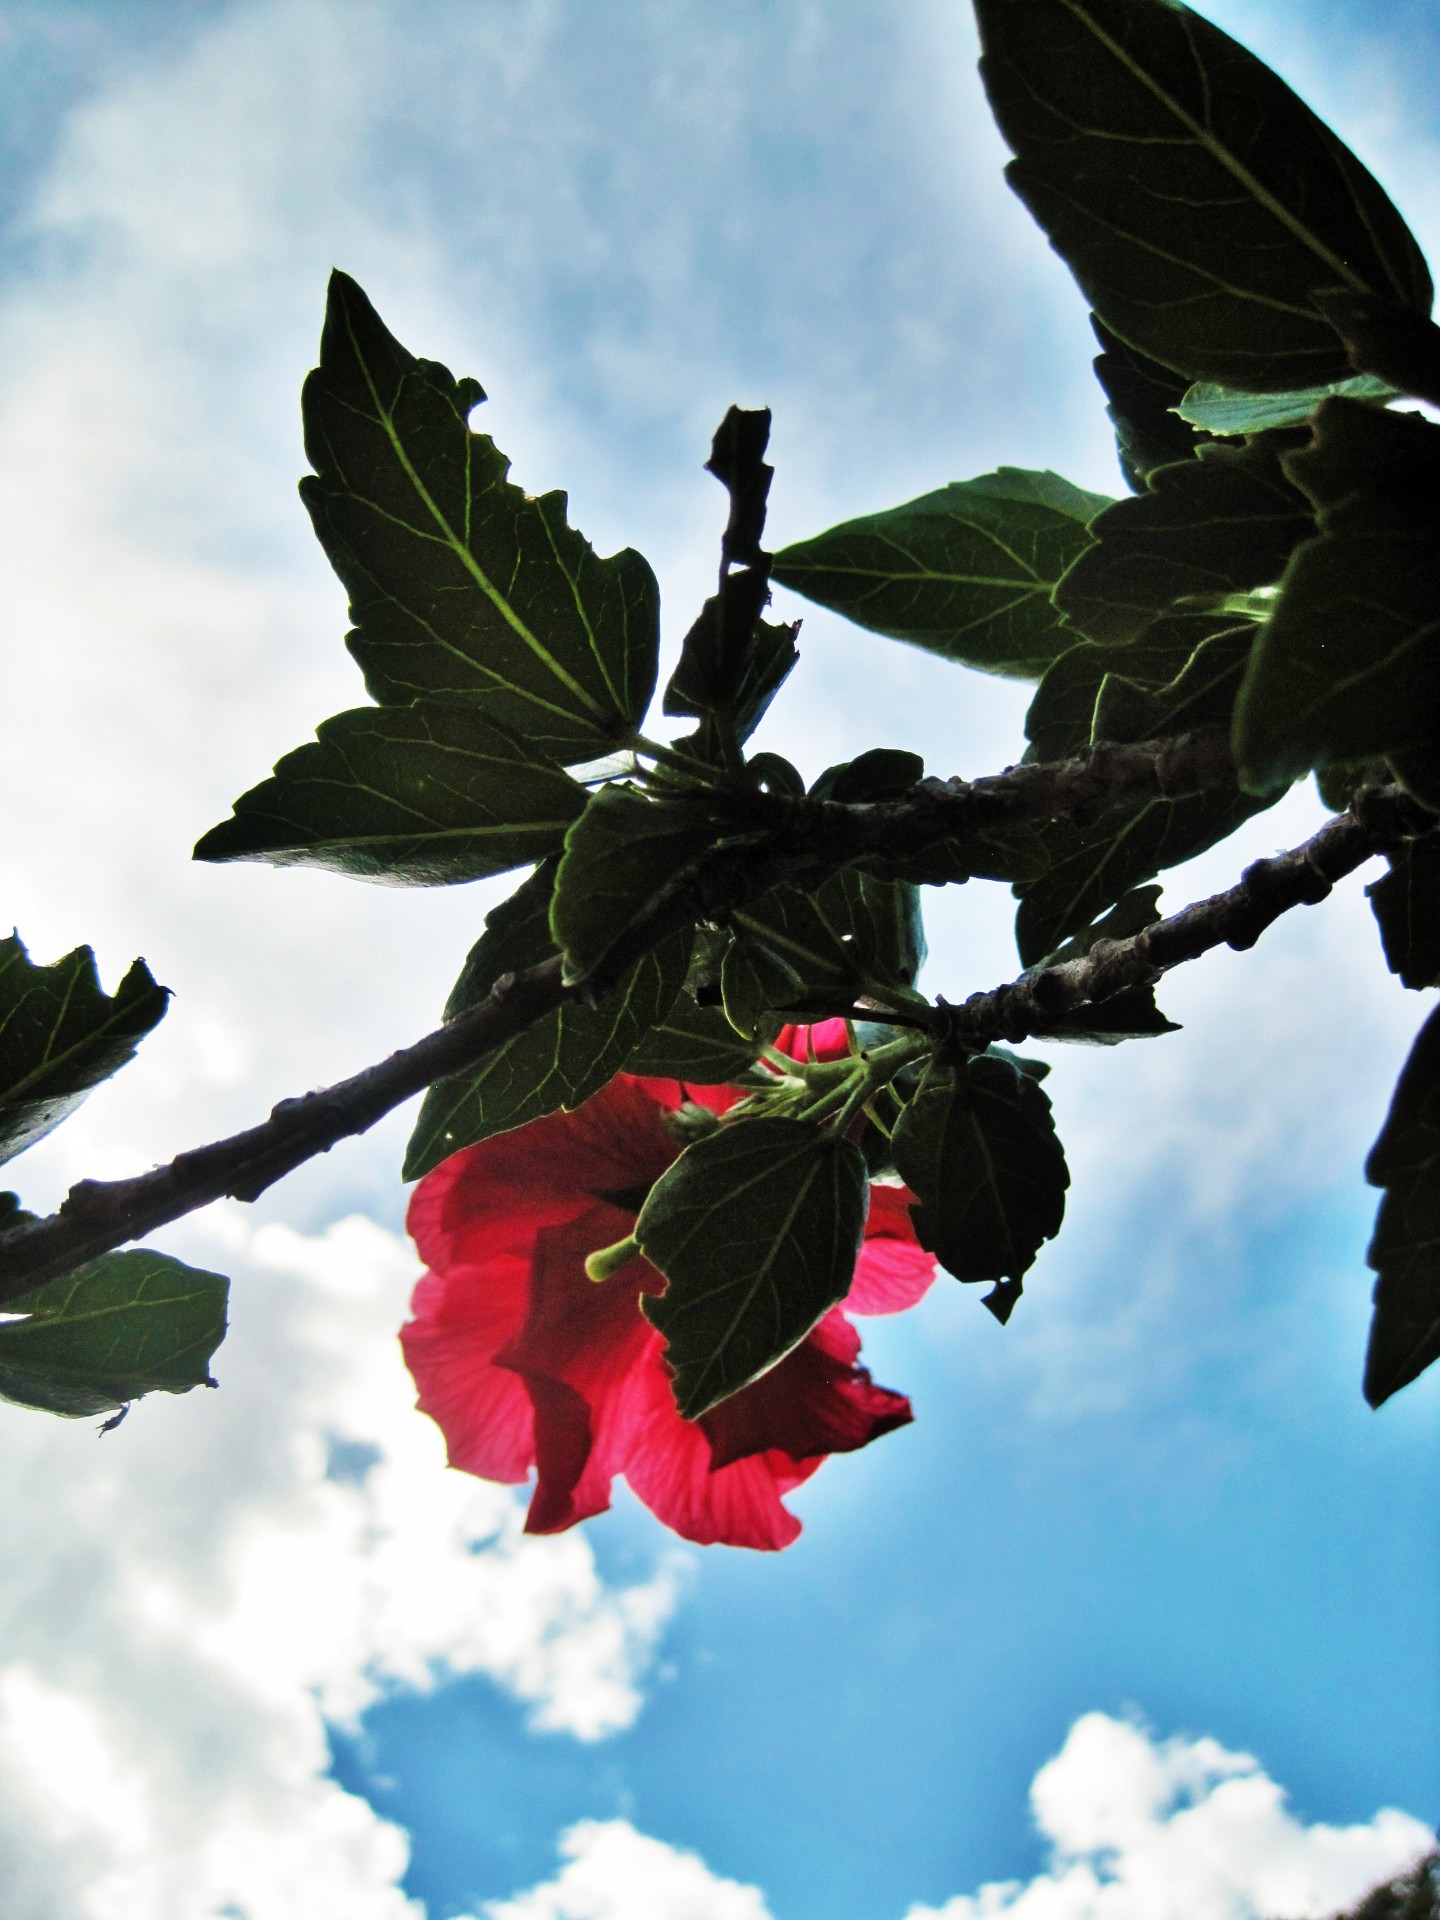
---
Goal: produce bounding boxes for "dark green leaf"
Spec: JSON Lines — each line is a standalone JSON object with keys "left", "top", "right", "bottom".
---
{"left": 550, "top": 785, "right": 724, "bottom": 984}
{"left": 0, "top": 938, "right": 169, "bottom": 1168}
{"left": 1033, "top": 885, "right": 1180, "bottom": 1041}
{"left": 721, "top": 868, "right": 925, "bottom": 1037}
{"left": 1315, "top": 760, "right": 1389, "bottom": 815}
{"left": 0, "top": 1193, "right": 36, "bottom": 1227}
{"left": 0, "top": 1250, "right": 228, "bottom": 1418}
{"left": 301, "top": 271, "right": 658, "bottom": 760}
{"left": 891, "top": 1054, "right": 1068, "bottom": 1300}
{"left": 1364, "top": 1005, "right": 1440, "bottom": 1405}
{"left": 975, "top": 0, "right": 1433, "bottom": 390}
{"left": 1388, "top": 747, "right": 1440, "bottom": 814}
{"left": 1024, "top": 612, "right": 1217, "bottom": 761}
{"left": 1015, "top": 625, "right": 1267, "bottom": 963}
{"left": 636, "top": 1118, "right": 868, "bottom": 1418}
{"left": 1091, "top": 315, "right": 1208, "bottom": 492}
{"left": 1176, "top": 373, "right": 1399, "bottom": 437}
{"left": 664, "top": 411, "right": 794, "bottom": 758}
{"left": 195, "top": 702, "right": 585, "bottom": 884}
{"left": 403, "top": 863, "right": 690, "bottom": 1177}
{"left": 744, "top": 752, "right": 806, "bottom": 797}
{"left": 1234, "top": 400, "right": 1440, "bottom": 792}
{"left": 1053, "top": 439, "right": 1312, "bottom": 647}
{"left": 810, "top": 749, "right": 925, "bottom": 803}
{"left": 620, "top": 993, "right": 765, "bottom": 1084}
{"left": 1368, "top": 835, "right": 1440, "bottom": 991}
{"left": 670, "top": 613, "right": 800, "bottom": 765}
{"left": 1314, "top": 293, "right": 1440, "bottom": 411}
{"left": 772, "top": 469, "right": 1110, "bottom": 678}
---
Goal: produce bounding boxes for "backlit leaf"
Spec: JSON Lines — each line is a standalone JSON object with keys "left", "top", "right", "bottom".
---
{"left": 1054, "top": 439, "right": 1312, "bottom": 646}
{"left": 721, "top": 868, "right": 925, "bottom": 1038}
{"left": 0, "top": 1250, "right": 228, "bottom": 1418}
{"left": 1032, "top": 884, "right": 1180, "bottom": 1042}
{"left": 0, "top": 938, "right": 169, "bottom": 1168}
{"left": 975, "top": 0, "right": 1433, "bottom": 390}
{"left": 550, "top": 785, "right": 725, "bottom": 984}
{"left": 891, "top": 1054, "right": 1068, "bottom": 1307}
{"left": 1023, "top": 612, "right": 1215, "bottom": 762}
{"left": 772, "top": 469, "right": 1110, "bottom": 679}
{"left": 1233, "top": 400, "right": 1440, "bottom": 792}
{"left": 301, "top": 271, "right": 658, "bottom": 760}
{"left": 1364, "top": 1005, "right": 1440, "bottom": 1406}
{"left": 194, "top": 702, "right": 584, "bottom": 885}
{"left": 1367, "top": 835, "right": 1440, "bottom": 992}
{"left": 1175, "top": 373, "right": 1399, "bottom": 437}
{"left": 1015, "top": 624, "right": 1268, "bottom": 963}
{"left": 403, "top": 863, "right": 689, "bottom": 1177}
{"left": 1090, "top": 315, "right": 1207, "bottom": 492}
{"left": 636, "top": 1118, "right": 868, "bottom": 1418}
{"left": 620, "top": 994, "right": 765, "bottom": 1084}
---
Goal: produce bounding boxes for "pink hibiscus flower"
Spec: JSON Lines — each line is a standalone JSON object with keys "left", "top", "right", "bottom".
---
{"left": 401, "top": 1023, "right": 937, "bottom": 1550}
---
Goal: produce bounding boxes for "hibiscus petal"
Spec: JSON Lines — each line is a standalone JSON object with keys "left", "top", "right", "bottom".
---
{"left": 774, "top": 1019, "right": 853, "bottom": 1063}
{"left": 620, "top": 1356, "right": 814, "bottom": 1550}
{"left": 499, "top": 1206, "right": 660, "bottom": 1534}
{"left": 400, "top": 1261, "right": 536, "bottom": 1483}
{"left": 702, "top": 1309, "right": 912, "bottom": 1469}
{"left": 407, "top": 1077, "right": 679, "bottom": 1272}
{"left": 846, "top": 1183, "right": 937, "bottom": 1315}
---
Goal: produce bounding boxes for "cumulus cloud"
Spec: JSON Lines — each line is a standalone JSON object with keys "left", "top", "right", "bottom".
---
{"left": 905, "top": 1714, "right": 1434, "bottom": 1920}
{"left": 484, "top": 1820, "right": 774, "bottom": 1920}
{"left": 0, "top": 1211, "right": 681, "bottom": 1919}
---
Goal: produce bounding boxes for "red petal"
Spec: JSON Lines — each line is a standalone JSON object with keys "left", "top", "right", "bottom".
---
{"left": 774, "top": 1019, "right": 853, "bottom": 1062}
{"left": 620, "top": 1357, "right": 816, "bottom": 1549}
{"left": 400, "top": 1259, "right": 536, "bottom": 1482}
{"left": 702, "top": 1309, "right": 912, "bottom": 1468}
{"left": 498, "top": 1206, "right": 660, "bottom": 1536}
{"left": 846, "top": 1183, "right": 937, "bottom": 1315}
{"left": 407, "top": 1078, "right": 678, "bottom": 1273}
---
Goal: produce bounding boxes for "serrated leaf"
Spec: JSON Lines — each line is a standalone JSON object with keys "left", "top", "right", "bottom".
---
{"left": 636, "top": 1117, "right": 868, "bottom": 1418}
{"left": 974, "top": 0, "right": 1433, "bottom": 391}
{"left": 0, "top": 938, "right": 169, "bottom": 1168}
{"left": 721, "top": 868, "right": 925, "bottom": 1038}
{"left": 1233, "top": 400, "right": 1440, "bottom": 792}
{"left": 1024, "top": 613, "right": 1215, "bottom": 762}
{"left": 1367, "top": 834, "right": 1440, "bottom": 991}
{"left": 772, "top": 469, "right": 1111, "bottom": 679}
{"left": 550, "top": 785, "right": 724, "bottom": 984}
{"left": 195, "top": 702, "right": 585, "bottom": 884}
{"left": 1363, "top": 1005, "right": 1440, "bottom": 1405}
{"left": 1053, "top": 439, "right": 1313, "bottom": 647}
{"left": 1176, "top": 373, "right": 1399, "bottom": 437}
{"left": 1032, "top": 885, "right": 1180, "bottom": 1042}
{"left": 1091, "top": 315, "right": 1208, "bottom": 492}
{"left": 664, "top": 408, "right": 798, "bottom": 761}
{"left": 403, "top": 863, "right": 690, "bottom": 1178}
{"left": 620, "top": 994, "right": 765, "bottom": 1084}
{"left": 0, "top": 1250, "right": 228, "bottom": 1417}
{"left": 301, "top": 271, "right": 658, "bottom": 761}
{"left": 891, "top": 1054, "right": 1068, "bottom": 1296}
{"left": 1015, "top": 625, "right": 1268, "bottom": 963}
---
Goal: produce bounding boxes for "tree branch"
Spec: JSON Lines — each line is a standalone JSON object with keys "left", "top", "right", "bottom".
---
{"left": 0, "top": 738, "right": 1418, "bottom": 1302}
{"left": 934, "top": 782, "right": 1431, "bottom": 1054}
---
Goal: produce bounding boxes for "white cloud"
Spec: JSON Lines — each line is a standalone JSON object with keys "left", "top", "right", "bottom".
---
{"left": 483, "top": 1819, "right": 774, "bottom": 1920}
{"left": 905, "top": 1714, "right": 1434, "bottom": 1920}
{"left": 482, "top": 1716, "right": 1432, "bottom": 1920}
{"left": 0, "top": 1210, "right": 681, "bottom": 1919}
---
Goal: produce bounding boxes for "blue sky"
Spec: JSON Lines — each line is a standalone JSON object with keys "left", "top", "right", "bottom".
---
{"left": 0, "top": 3, "right": 1435, "bottom": 1917}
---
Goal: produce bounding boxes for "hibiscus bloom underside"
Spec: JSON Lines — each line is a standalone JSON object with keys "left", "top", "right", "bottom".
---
{"left": 403, "top": 1062, "right": 935, "bottom": 1550}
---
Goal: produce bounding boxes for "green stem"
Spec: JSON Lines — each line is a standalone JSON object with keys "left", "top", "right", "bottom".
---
{"left": 584, "top": 1234, "right": 641, "bottom": 1282}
